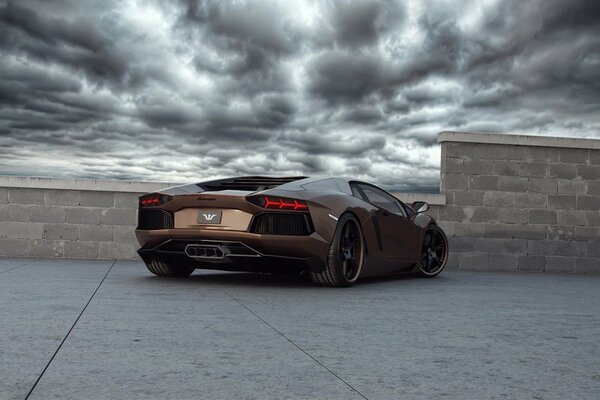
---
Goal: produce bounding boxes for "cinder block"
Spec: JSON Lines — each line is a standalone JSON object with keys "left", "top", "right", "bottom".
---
{"left": 499, "top": 176, "right": 528, "bottom": 192}
{"left": 469, "top": 175, "right": 498, "bottom": 191}
{"left": 464, "top": 160, "right": 494, "bottom": 175}
{"left": 9, "top": 188, "right": 44, "bottom": 205}
{"left": 576, "top": 195, "right": 600, "bottom": 211}
{"left": 485, "top": 223, "right": 546, "bottom": 239}
{"left": 484, "top": 191, "right": 514, "bottom": 207}
{"left": 526, "top": 147, "right": 559, "bottom": 162}
{"left": 529, "top": 210, "right": 557, "bottom": 225}
{"left": 99, "top": 242, "right": 138, "bottom": 260}
{"left": 0, "top": 238, "right": 29, "bottom": 257}
{"left": 475, "top": 144, "right": 507, "bottom": 160}
{"left": 578, "top": 165, "right": 600, "bottom": 180}
{"left": 458, "top": 253, "right": 489, "bottom": 270}
{"left": 454, "top": 222, "right": 485, "bottom": 237}
{"left": 506, "top": 146, "right": 527, "bottom": 160}
{"left": 65, "top": 208, "right": 102, "bottom": 224}
{"left": 78, "top": 225, "right": 113, "bottom": 241}
{"left": 527, "top": 240, "right": 557, "bottom": 256}
{"left": 493, "top": 161, "right": 519, "bottom": 177}
{"left": 473, "top": 237, "right": 527, "bottom": 254}
{"left": 587, "top": 211, "right": 600, "bottom": 226}
{"left": 587, "top": 241, "right": 600, "bottom": 258}
{"left": 445, "top": 253, "right": 459, "bottom": 269}
{"left": 453, "top": 190, "right": 484, "bottom": 206}
{"left": 549, "top": 164, "right": 578, "bottom": 179}
{"left": 0, "top": 188, "right": 7, "bottom": 203}
{"left": 45, "top": 190, "right": 81, "bottom": 206}
{"left": 558, "top": 179, "right": 587, "bottom": 195}
{"left": 528, "top": 178, "right": 557, "bottom": 194}
{"left": 30, "top": 206, "right": 66, "bottom": 223}
{"left": 590, "top": 150, "right": 600, "bottom": 165}
{"left": 468, "top": 207, "right": 499, "bottom": 223}
{"left": 557, "top": 210, "right": 587, "bottom": 226}
{"left": 113, "top": 226, "right": 138, "bottom": 243}
{"left": 80, "top": 191, "right": 115, "bottom": 208}
{"left": 574, "top": 226, "right": 600, "bottom": 241}
{"left": 114, "top": 192, "right": 141, "bottom": 209}
{"left": 439, "top": 206, "right": 466, "bottom": 222}
{"left": 588, "top": 181, "right": 600, "bottom": 196}
{"left": 43, "top": 224, "right": 78, "bottom": 240}
{"left": 64, "top": 241, "right": 99, "bottom": 259}
{"left": 546, "top": 256, "right": 577, "bottom": 273}
{"left": 556, "top": 241, "right": 586, "bottom": 257}
{"left": 442, "top": 157, "right": 464, "bottom": 173}
{"left": 442, "top": 173, "right": 468, "bottom": 190}
{"left": 29, "top": 239, "right": 64, "bottom": 258}
{"left": 0, "top": 204, "right": 31, "bottom": 222}
{"left": 3, "top": 222, "right": 44, "bottom": 239}
{"left": 488, "top": 254, "right": 519, "bottom": 271}
{"left": 448, "top": 237, "right": 474, "bottom": 252}
{"left": 518, "top": 255, "right": 546, "bottom": 272}
{"left": 498, "top": 208, "right": 528, "bottom": 224}
{"left": 548, "top": 195, "right": 576, "bottom": 210}
{"left": 443, "top": 143, "right": 475, "bottom": 159}
{"left": 518, "top": 162, "right": 547, "bottom": 178}
{"left": 560, "top": 148, "right": 589, "bottom": 164}
{"left": 547, "top": 226, "right": 575, "bottom": 241}
{"left": 513, "top": 193, "right": 547, "bottom": 208}
{"left": 576, "top": 257, "right": 600, "bottom": 273}
{"left": 100, "top": 208, "right": 137, "bottom": 226}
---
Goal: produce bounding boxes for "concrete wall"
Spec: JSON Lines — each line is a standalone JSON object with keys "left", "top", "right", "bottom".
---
{"left": 0, "top": 177, "right": 179, "bottom": 260}
{"left": 0, "top": 176, "right": 444, "bottom": 261}
{"left": 439, "top": 131, "right": 600, "bottom": 272}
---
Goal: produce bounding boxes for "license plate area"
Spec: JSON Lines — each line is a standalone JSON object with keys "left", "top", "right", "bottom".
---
{"left": 197, "top": 210, "right": 222, "bottom": 224}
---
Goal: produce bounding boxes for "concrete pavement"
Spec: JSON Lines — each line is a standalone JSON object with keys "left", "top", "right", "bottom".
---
{"left": 1, "top": 257, "right": 599, "bottom": 399}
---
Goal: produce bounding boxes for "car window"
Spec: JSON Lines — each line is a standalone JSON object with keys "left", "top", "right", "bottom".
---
{"left": 357, "top": 184, "right": 406, "bottom": 216}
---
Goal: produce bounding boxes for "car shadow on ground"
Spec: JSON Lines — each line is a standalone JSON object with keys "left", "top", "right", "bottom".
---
{"left": 137, "top": 269, "right": 444, "bottom": 288}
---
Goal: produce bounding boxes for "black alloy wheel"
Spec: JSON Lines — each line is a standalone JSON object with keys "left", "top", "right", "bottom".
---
{"left": 418, "top": 225, "right": 448, "bottom": 277}
{"left": 309, "top": 214, "right": 365, "bottom": 287}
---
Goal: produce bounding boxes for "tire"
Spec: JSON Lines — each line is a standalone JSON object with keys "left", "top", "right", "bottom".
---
{"left": 145, "top": 260, "right": 194, "bottom": 277}
{"left": 418, "top": 225, "right": 448, "bottom": 277}
{"left": 309, "top": 213, "right": 365, "bottom": 287}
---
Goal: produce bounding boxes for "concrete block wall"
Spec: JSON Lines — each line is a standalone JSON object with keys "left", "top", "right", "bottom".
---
{"left": 439, "top": 132, "right": 600, "bottom": 272}
{"left": 0, "top": 177, "right": 178, "bottom": 260}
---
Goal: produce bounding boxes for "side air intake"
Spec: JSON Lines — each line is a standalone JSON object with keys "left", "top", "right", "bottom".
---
{"left": 250, "top": 213, "right": 312, "bottom": 235}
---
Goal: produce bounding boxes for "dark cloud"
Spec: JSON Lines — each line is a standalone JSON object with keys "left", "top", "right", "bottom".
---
{"left": 1, "top": 0, "right": 599, "bottom": 191}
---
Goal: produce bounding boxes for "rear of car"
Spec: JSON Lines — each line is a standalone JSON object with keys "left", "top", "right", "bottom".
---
{"left": 135, "top": 177, "right": 330, "bottom": 275}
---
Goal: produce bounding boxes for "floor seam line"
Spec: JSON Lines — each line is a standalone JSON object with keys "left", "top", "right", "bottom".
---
{"left": 24, "top": 260, "right": 117, "bottom": 400}
{"left": 0, "top": 259, "right": 37, "bottom": 274}
{"left": 214, "top": 284, "right": 369, "bottom": 400}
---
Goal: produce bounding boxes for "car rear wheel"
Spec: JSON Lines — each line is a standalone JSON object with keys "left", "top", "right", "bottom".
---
{"left": 145, "top": 260, "right": 194, "bottom": 277}
{"left": 418, "top": 225, "right": 448, "bottom": 277}
{"left": 309, "top": 214, "right": 364, "bottom": 287}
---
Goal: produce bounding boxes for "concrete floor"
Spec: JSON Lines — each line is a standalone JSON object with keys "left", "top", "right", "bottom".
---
{"left": 1, "top": 258, "right": 599, "bottom": 400}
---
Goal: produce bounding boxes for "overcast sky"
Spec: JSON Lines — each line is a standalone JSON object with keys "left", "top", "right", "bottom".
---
{"left": 1, "top": 0, "right": 599, "bottom": 191}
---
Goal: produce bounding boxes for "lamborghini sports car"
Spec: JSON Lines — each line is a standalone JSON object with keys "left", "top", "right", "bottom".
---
{"left": 135, "top": 176, "right": 448, "bottom": 287}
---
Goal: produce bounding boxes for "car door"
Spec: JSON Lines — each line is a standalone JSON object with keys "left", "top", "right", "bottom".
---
{"left": 354, "top": 183, "right": 422, "bottom": 262}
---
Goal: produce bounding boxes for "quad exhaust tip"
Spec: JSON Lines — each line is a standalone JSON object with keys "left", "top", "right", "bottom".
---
{"left": 185, "top": 244, "right": 225, "bottom": 260}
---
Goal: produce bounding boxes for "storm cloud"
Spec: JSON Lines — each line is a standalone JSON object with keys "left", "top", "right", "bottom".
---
{"left": 1, "top": 0, "right": 599, "bottom": 191}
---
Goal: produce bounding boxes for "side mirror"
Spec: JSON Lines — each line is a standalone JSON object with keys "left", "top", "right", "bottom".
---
{"left": 412, "top": 201, "right": 429, "bottom": 214}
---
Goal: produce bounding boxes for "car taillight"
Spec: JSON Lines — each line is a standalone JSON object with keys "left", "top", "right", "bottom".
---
{"left": 139, "top": 193, "right": 172, "bottom": 208}
{"left": 248, "top": 195, "right": 308, "bottom": 211}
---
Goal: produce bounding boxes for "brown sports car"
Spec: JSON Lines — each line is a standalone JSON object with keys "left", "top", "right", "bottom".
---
{"left": 135, "top": 176, "right": 448, "bottom": 287}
